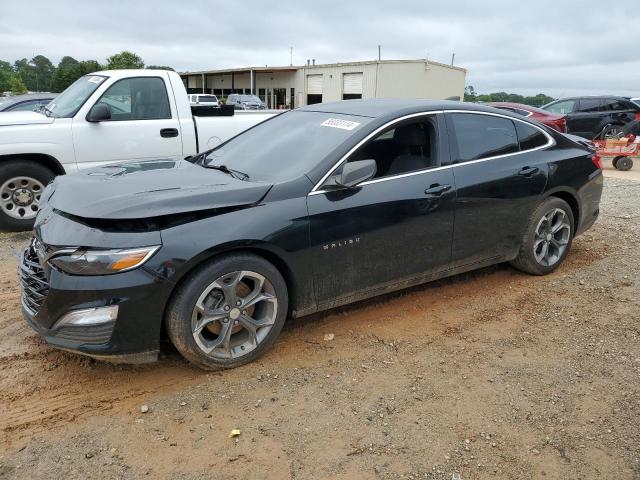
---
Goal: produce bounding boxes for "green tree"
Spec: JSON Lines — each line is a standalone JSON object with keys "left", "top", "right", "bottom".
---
{"left": 463, "top": 85, "right": 477, "bottom": 102}
{"left": 0, "top": 60, "right": 16, "bottom": 92}
{"left": 10, "top": 76, "right": 28, "bottom": 94}
{"left": 146, "top": 65, "right": 174, "bottom": 71}
{"left": 106, "top": 51, "right": 144, "bottom": 70}
{"left": 51, "top": 56, "right": 80, "bottom": 92}
{"left": 29, "top": 55, "right": 56, "bottom": 91}
{"left": 78, "top": 60, "right": 102, "bottom": 75}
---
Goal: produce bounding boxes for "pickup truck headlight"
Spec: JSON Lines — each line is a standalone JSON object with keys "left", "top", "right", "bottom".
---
{"left": 49, "top": 246, "right": 160, "bottom": 275}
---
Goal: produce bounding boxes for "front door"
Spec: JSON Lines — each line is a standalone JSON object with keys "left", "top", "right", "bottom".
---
{"left": 307, "top": 114, "right": 456, "bottom": 309}
{"left": 445, "top": 112, "right": 549, "bottom": 267}
{"left": 72, "top": 75, "right": 183, "bottom": 169}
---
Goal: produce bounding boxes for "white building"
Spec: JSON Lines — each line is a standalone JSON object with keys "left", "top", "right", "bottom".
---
{"left": 180, "top": 59, "right": 466, "bottom": 109}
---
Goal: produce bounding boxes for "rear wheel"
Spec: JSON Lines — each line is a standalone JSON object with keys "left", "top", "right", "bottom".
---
{"left": 602, "top": 124, "right": 625, "bottom": 139}
{"left": 613, "top": 156, "right": 633, "bottom": 171}
{"left": 0, "top": 160, "right": 55, "bottom": 231}
{"left": 510, "top": 197, "right": 574, "bottom": 275}
{"left": 166, "top": 253, "right": 288, "bottom": 370}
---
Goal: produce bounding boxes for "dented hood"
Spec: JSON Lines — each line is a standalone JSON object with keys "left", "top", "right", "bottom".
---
{"left": 46, "top": 159, "right": 272, "bottom": 219}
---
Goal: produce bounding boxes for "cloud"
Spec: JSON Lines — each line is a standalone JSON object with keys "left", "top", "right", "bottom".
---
{"left": 0, "top": 0, "right": 637, "bottom": 97}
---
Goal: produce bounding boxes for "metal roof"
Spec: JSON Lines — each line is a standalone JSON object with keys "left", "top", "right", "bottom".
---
{"left": 180, "top": 59, "right": 466, "bottom": 76}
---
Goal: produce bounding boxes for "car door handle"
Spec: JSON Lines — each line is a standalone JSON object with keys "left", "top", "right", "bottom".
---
{"left": 160, "top": 128, "right": 179, "bottom": 138}
{"left": 518, "top": 166, "right": 539, "bottom": 177}
{"left": 424, "top": 184, "right": 452, "bottom": 196}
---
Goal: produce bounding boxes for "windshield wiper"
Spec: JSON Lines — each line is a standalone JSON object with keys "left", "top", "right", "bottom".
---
{"left": 205, "top": 164, "right": 250, "bottom": 181}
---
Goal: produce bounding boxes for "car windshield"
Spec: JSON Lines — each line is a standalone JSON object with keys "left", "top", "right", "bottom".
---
{"left": 204, "top": 111, "right": 371, "bottom": 182}
{"left": 0, "top": 97, "right": 8, "bottom": 106}
{"left": 239, "top": 95, "right": 261, "bottom": 103}
{"left": 46, "top": 75, "right": 106, "bottom": 118}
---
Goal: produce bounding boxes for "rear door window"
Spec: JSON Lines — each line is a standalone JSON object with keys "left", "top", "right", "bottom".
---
{"left": 449, "top": 113, "right": 518, "bottom": 162}
{"left": 577, "top": 98, "right": 603, "bottom": 112}
{"left": 515, "top": 121, "right": 549, "bottom": 151}
{"left": 601, "top": 98, "right": 634, "bottom": 111}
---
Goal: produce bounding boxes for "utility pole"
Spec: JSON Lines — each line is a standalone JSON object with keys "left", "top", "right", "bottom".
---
{"left": 378, "top": 45, "right": 381, "bottom": 61}
{"left": 451, "top": 53, "right": 455, "bottom": 66}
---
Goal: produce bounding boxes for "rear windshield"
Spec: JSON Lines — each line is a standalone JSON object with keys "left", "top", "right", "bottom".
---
{"left": 204, "top": 111, "right": 372, "bottom": 182}
{"left": 195, "top": 96, "right": 218, "bottom": 102}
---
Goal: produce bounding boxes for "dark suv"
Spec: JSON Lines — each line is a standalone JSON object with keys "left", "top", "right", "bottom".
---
{"left": 541, "top": 96, "right": 640, "bottom": 139}
{"left": 225, "top": 94, "right": 266, "bottom": 110}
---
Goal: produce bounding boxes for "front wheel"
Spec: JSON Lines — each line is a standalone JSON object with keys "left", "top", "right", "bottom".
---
{"left": 510, "top": 197, "right": 575, "bottom": 275}
{"left": 0, "top": 160, "right": 55, "bottom": 231}
{"left": 166, "top": 253, "right": 288, "bottom": 370}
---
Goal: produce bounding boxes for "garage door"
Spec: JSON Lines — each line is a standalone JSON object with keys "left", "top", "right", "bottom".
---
{"left": 343, "top": 73, "right": 363, "bottom": 94}
{"left": 307, "top": 74, "right": 323, "bottom": 94}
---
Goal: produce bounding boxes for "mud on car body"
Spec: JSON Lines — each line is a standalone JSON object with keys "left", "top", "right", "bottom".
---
{"left": 20, "top": 99, "right": 603, "bottom": 370}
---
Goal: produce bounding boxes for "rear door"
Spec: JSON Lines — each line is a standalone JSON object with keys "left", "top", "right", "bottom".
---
{"left": 445, "top": 112, "right": 550, "bottom": 267}
{"left": 72, "top": 75, "right": 183, "bottom": 169}
{"left": 307, "top": 113, "right": 456, "bottom": 309}
{"left": 570, "top": 98, "right": 606, "bottom": 138}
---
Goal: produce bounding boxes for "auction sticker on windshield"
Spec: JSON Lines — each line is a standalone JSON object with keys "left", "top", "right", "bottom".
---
{"left": 321, "top": 118, "right": 361, "bottom": 131}
{"left": 87, "top": 76, "right": 105, "bottom": 84}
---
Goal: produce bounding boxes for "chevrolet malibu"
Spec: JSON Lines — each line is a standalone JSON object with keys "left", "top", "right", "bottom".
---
{"left": 20, "top": 99, "right": 603, "bottom": 370}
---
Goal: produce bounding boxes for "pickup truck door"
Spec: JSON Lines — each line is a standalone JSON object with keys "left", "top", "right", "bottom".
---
{"left": 71, "top": 75, "right": 183, "bottom": 169}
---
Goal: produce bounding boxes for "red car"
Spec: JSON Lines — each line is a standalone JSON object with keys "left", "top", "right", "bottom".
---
{"left": 487, "top": 102, "right": 567, "bottom": 133}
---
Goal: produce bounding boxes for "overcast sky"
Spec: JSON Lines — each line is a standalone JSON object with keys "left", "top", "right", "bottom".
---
{"left": 1, "top": 1, "right": 637, "bottom": 97}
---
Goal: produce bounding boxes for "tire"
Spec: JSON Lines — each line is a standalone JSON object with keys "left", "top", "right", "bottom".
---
{"left": 612, "top": 157, "right": 619, "bottom": 169}
{"left": 510, "top": 197, "right": 575, "bottom": 275}
{"left": 0, "top": 160, "right": 55, "bottom": 231}
{"left": 166, "top": 253, "right": 288, "bottom": 370}
{"left": 614, "top": 156, "right": 633, "bottom": 171}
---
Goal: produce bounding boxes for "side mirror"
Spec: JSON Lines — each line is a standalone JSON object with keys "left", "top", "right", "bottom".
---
{"left": 86, "top": 103, "right": 111, "bottom": 122}
{"left": 325, "top": 159, "right": 377, "bottom": 189}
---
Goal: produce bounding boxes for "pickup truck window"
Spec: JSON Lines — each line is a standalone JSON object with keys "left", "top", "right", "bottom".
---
{"left": 204, "top": 111, "right": 372, "bottom": 182}
{"left": 47, "top": 75, "right": 106, "bottom": 118}
{"left": 95, "top": 77, "right": 171, "bottom": 121}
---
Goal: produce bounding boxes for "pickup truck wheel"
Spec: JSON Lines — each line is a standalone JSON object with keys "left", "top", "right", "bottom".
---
{"left": 0, "top": 161, "right": 55, "bottom": 231}
{"left": 166, "top": 253, "right": 288, "bottom": 370}
{"left": 510, "top": 197, "right": 574, "bottom": 275}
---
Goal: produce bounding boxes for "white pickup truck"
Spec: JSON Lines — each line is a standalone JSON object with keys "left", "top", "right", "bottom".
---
{"left": 0, "top": 69, "right": 277, "bottom": 230}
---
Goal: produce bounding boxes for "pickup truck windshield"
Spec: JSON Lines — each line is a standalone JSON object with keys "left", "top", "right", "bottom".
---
{"left": 204, "top": 111, "right": 372, "bottom": 182}
{"left": 46, "top": 75, "right": 106, "bottom": 118}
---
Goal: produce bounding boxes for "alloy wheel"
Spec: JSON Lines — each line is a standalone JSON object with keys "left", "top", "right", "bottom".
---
{"left": 0, "top": 176, "right": 44, "bottom": 220}
{"left": 191, "top": 270, "right": 278, "bottom": 359}
{"left": 533, "top": 208, "right": 571, "bottom": 267}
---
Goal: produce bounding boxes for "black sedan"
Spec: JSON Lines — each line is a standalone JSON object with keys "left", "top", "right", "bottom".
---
{"left": 20, "top": 99, "right": 603, "bottom": 370}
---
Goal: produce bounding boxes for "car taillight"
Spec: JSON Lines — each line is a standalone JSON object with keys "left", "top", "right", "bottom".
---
{"left": 557, "top": 117, "right": 567, "bottom": 133}
{"left": 635, "top": 112, "right": 640, "bottom": 121}
{"left": 591, "top": 154, "right": 602, "bottom": 170}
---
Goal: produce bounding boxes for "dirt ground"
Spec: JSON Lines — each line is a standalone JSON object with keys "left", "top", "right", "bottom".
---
{"left": 0, "top": 171, "right": 638, "bottom": 480}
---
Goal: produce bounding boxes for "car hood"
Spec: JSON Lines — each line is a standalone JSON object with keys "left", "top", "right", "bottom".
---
{"left": 45, "top": 159, "right": 272, "bottom": 220}
{"left": 0, "top": 111, "right": 54, "bottom": 126}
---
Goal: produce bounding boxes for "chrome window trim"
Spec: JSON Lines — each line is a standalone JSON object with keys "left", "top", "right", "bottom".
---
{"left": 309, "top": 111, "right": 441, "bottom": 195}
{"left": 309, "top": 109, "right": 556, "bottom": 196}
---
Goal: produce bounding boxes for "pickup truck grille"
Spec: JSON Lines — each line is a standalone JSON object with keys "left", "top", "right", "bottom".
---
{"left": 19, "top": 241, "right": 49, "bottom": 316}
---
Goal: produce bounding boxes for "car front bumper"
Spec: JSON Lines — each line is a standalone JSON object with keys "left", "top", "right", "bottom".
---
{"left": 19, "top": 241, "right": 173, "bottom": 363}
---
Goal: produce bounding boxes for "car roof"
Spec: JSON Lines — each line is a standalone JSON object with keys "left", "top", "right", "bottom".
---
{"left": 299, "top": 98, "right": 512, "bottom": 119}
{"left": 0, "top": 93, "right": 55, "bottom": 109}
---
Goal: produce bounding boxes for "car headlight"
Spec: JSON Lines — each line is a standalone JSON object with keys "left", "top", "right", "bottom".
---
{"left": 49, "top": 246, "right": 160, "bottom": 275}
